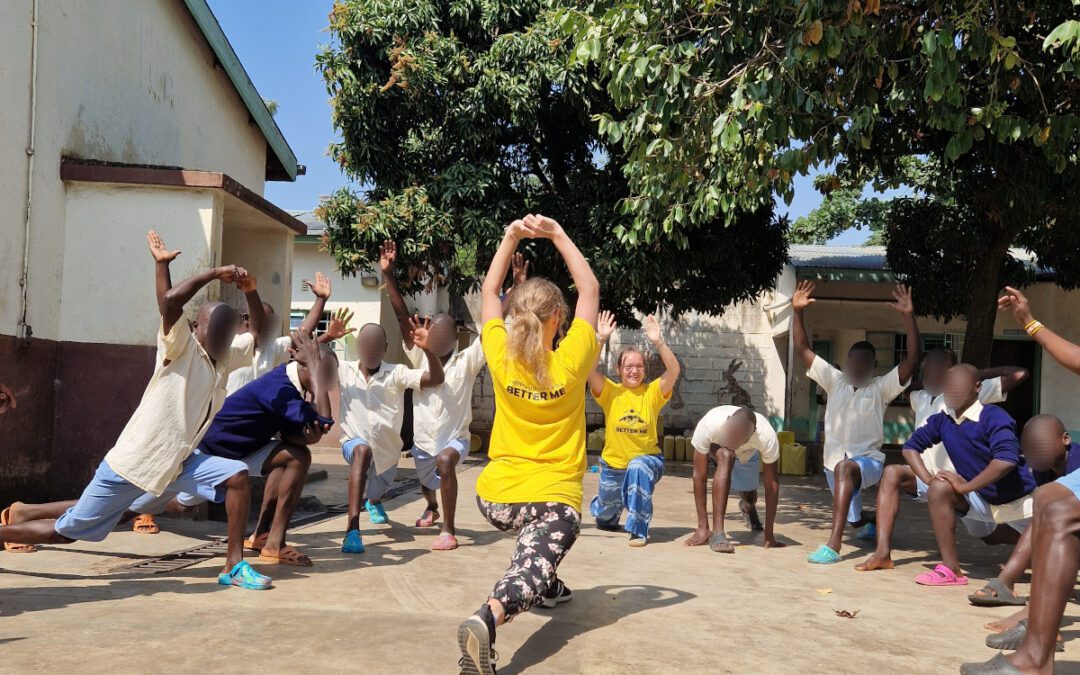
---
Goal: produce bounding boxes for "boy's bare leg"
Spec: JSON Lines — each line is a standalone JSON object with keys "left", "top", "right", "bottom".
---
{"left": 926, "top": 477, "right": 966, "bottom": 574}
{"left": 710, "top": 448, "right": 736, "bottom": 535}
{"left": 437, "top": 447, "right": 461, "bottom": 535}
{"left": 8, "top": 501, "right": 76, "bottom": 523}
{"left": 347, "top": 445, "right": 373, "bottom": 532}
{"left": 857, "top": 464, "right": 916, "bottom": 570}
{"left": 221, "top": 471, "right": 251, "bottom": 571}
{"left": 251, "top": 469, "right": 284, "bottom": 541}
{"left": 826, "top": 460, "right": 863, "bottom": 554}
{"left": 260, "top": 444, "right": 312, "bottom": 558}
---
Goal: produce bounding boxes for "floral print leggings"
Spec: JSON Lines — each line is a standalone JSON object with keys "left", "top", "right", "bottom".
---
{"left": 476, "top": 496, "right": 581, "bottom": 619}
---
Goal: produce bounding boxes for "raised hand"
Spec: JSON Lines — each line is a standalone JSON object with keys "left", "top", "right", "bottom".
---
{"left": 523, "top": 213, "right": 564, "bottom": 240}
{"left": 998, "top": 286, "right": 1033, "bottom": 326}
{"left": 597, "top": 310, "right": 617, "bottom": 343}
{"left": 147, "top": 230, "right": 181, "bottom": 263}
{"left": 643, "top": 314, "right": 663, "bottom": 345}
{"left": 0, "top": 383, "right": 16, "bottom": 414}
{"left": 287, "top": 328, "right": 321, "bottom": 370}
{"left": 506, "top": 218, "right": 529, "bottom": 240}
{"left": 408, "top": 314, "right": 434, "bottom": 351}
{"left": 791, "top": 280, "right": 816, "bottom": 311}
{"left": 216, "top": 265, "right": 248, "bottom": 288}
{"left": 325, "top": 308, "right": 356, "bottom": 340}
{"left": 378, "top": 240, "right": 397, "bottom": 274}
{"left": 303, "top": 271, "right": 332, "bottom": 299}
{"left": 511, "top": 252, "right": 529, "bottom": 287}
{"left": 888, "top": 284, "right": 914, "bottom": 315}
{"left": 237, "top": 268, "right": 257, "bottom": 293}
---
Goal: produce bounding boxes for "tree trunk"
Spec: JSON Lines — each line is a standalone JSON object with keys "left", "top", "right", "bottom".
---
{"left": 960, "top": 234, "right": 1012, "bottom": 367}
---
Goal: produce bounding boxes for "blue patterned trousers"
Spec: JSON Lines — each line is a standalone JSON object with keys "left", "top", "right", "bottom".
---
{"left": 589, "top": 454, "right": 665, "bottom": 539}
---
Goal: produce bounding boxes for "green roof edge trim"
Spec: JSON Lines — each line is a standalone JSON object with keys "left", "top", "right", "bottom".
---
{"left": 181, "top": 0, "right": 299, "bottom": 181}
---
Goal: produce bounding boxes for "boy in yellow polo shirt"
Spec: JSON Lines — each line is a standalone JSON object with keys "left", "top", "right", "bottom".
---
{"left": 589, "top": 312, "right": 680, "bottom": 546}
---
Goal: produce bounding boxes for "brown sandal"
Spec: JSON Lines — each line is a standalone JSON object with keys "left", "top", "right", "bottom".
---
{"left": 2, "top": 504, "right": 37, "bottom": 552}
{"left": 258, "top": 545, "right": 312, "bottom": 566}
{"left": 244, "top": 532, "right": 269, "bottom": 552}
{"left": 132, "top": 514, "right": 160, "bottom": 535}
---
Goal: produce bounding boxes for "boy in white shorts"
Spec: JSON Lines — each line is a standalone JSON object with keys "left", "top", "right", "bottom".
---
{"left": 338, "top": 318, "right": 444, "bottom": 554}
{"left": 379, "top": 240, "right": 487, "bottom": 550}
{"left": 790, "top": 280, "right": 921, "bottom": 564}
{"left": 857, "top": 348, "right": 1028, "bottom": 571}
{"left": 688, "top": 406, "right": 784, "bottom": 552}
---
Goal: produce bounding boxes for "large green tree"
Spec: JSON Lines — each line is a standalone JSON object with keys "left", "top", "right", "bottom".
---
{"left": 567, "top": 2, "right": 1080, "bottom": 365}
{"left": 315, "top": 0, "right": 787, "bottom": 321}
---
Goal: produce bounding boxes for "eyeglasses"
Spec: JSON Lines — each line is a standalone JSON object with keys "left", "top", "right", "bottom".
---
{"left": 621, "top": 365, "right": 645, "bottom": 372}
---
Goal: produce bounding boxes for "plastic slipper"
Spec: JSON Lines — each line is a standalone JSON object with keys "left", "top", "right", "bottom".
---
{"left": 915, "top": 563, "right": 969, "bottom": 586}
{"left": 243, "top": 532, "right": 269, "bottom": 552}
{"left": 342, "top": 529, "right": 365, "bottom": 554}
{"left": 969, "top": 578, "right": 1027, "bottom": 607}
{"left": 217, "top": 560, "right": 271, "bottom": 590}
{"left": 807, "top": 544, "right": 841, "bottom": 564}
{"left": 985, "top": 619, "right": 1064, "bottom": 652}
{"left": 258, "top": 545, "right": 312, "bottom": 567}
{"left": 431, "top": 533, "right": 459, "bottom": 551}
{"left": 1, "top": 505, "right": 37, "bottom": 553}
{"left": 132, "top": 514, "right": 159, "bottom": 535}
{"left": 856, "top": 523, "right": 876, "bottom": 541}
{"left": 415, "top": 509, "right": 439, "bottom": 528}
{"left": 365, "top": 500, "right": 389, "bottom": 525}
{"left": 708, "top": 532, "right": 735, "bottom": 553}
{"left": 959, "top": 653, "right": 1023, "bottom": 675}
{"left": 740, "top": 503, "right": 763, "bottom": 532}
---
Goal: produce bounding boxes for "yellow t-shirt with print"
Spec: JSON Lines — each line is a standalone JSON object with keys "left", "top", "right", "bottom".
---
{"left": 477, "top": 317, "right": 599, "bottom": 510}
{"left": 594, "top": 377, "right": 671, "bottom": 470}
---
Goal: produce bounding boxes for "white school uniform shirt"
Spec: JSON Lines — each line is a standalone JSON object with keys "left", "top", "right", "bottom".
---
{"left": 909, "top": 376, "right": 1005, "bottom": 475}
{"left": 691, "top": 405, "right": 781, "bottom": 465}
{"left": 105, "top": 321, "right": 254, "bottom": 496}
{"left": 808, "top": 355, "right": 910, "bottom": 472}
{"left": 338, "top": 360, "right": 425, "bottom": 475}
{"left": 226, "top": 335, "right": 292, "bottom": 395}
{"left": 404, "top": 339, "right": 486, "bottom": 454}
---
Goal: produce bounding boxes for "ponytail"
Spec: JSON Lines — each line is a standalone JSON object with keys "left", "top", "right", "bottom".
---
{"left": 506, "top": 278, "right": 568, "bottom": 388}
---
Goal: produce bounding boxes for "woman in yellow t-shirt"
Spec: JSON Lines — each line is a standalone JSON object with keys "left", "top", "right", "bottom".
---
{"left": 457, "top": 214, "right": 598, "bottom": 675}
{"left": 588, "top": 312, "right": 680, "bottom": 547}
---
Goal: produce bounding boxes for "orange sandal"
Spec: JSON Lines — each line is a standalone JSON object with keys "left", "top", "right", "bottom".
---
{"left": 244, "top": 532, "right": 269, "bottom": 552}
{"left": 132, "top": 514, "right": 160, "bottom": 535}
{"left": 2, "top": 504, "right": 36, "bottom": 552}
{"left": 258, "top": 545, "right": 313, "bottom": 566}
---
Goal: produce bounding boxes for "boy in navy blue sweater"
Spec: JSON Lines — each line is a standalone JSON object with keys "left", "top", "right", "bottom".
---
{"left": 903, "top": 364, "right": 1036, "bottom": 587}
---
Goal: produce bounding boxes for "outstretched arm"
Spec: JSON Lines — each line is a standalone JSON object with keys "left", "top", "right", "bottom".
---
{"left": 148, "top": 230, "right": 245, "bottom": 334}
{"left": 644, "top": 315, "right": 680, "bottom": 395}
{"left": 501, "top": 252, "right": 529, "bottom": 317}
{"left": 762, "top": 460, "right": 782, "bottom": 548}
{"left": 298, "top": 272, "right": 332, "bottom": 339}
{"left": 976, "top": 366, "right": 1029, "bottom": 393}
{"left": 589, "top": 310, "right": 616, "bottom": 397}
{"left": 378, "top": 240, "right": 416, "bottom": 349}
{"left": 409, "top": 315, "right": 445, "bottom": 388}
{"left": 481, "top": 220, "right": 528, "bottom": 326}
{"left": 319, "top": 308, "right": 355, "bottom": 344}
{"left": 239, "top": 275, "right": 266, "bottom": 342}
{"left": 528, "top": 215, "right": 599, "bottom": 327}
{"left": 791, "top": 280, "right": 819, "bottom": 370}
{"left": 890, "top": 284, "right": 920, "bottom": 384}
{"left": 147, "top": 230, "right": 181, "bottom": 319}
{"left": 686, "top": 449, "right": 712, "bottom": 546}
{"left": 999, "top": 286, "right": 1080, "bottom": 375}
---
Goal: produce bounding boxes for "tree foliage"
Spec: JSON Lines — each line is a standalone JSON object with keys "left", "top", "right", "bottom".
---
{"left": 315, "top": 0, "right": 788, "bottom": 320}
{"left": 566, "top": 1, "right": 1080, "bottom": 364}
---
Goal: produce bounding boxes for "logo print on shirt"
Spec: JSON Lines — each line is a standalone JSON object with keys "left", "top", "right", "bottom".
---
{"left": 615, "top": 408, "right": 649, "bottom": 436}
{"left": 505, "top": 379, "right": 566, "bottom": 402}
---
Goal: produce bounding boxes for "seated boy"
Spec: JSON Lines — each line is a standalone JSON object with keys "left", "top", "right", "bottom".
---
{"left": 688, "top": 406, "right": 783, "bottom": 552}
{"left": 856, "top": 349, "right": 1028, "bottom": 571}
{"left": 902, "top": 364, "right": 1037, "bottom": 586}
{"left": 790, "top": 280, "right": 921, "bottom": 564}
{"left": 0, "top": 232, "right": 265, "bottom": 588}
{"left": 337, "top": 319, "right": 444, "bottom": 554}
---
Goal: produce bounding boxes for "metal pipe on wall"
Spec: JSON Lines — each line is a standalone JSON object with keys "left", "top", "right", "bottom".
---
{"left": 18, "top": 0, "right": 39, "bottom": 346}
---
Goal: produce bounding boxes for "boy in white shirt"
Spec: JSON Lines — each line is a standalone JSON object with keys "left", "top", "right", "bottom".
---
{"left": 791, "top": 280, "right": 921, "bottom": 564}
{"left": 338, "top": 319, "right": 445, "bottom": 554}
{"left": 0, "top": 232, "right": 268, "bottom": 589}
{"left": 380, "top": 240, "right": 487, "bottom": 550}
{"left": 687, "top": 406, "right": 784, "bottom": 552}
{"left": 857, "top": 348, "right": 1028, "bottom": 571}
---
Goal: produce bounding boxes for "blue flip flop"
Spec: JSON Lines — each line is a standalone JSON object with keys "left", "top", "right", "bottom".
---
{"left": 365, "top": 500, "right": 389, "bottom": 525}
{"left": 807, "top": 544, "right": 841, "bottom": 564}
{"left": 217, "top": 560, "right": 271, "bottom": 590}
{"left": 857, "top": 523, "right": 877, "bottom": 541}
{"left": 342, "top": 529, "right": 365, "bottom": 554}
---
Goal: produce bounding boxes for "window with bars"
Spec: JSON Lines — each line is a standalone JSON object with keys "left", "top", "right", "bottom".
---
{"left": 290, "top": 309, "right": 333, "bottom": 334}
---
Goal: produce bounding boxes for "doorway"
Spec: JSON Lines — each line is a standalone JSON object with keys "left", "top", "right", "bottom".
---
{"left": 991, "top": 338, "right": 1041, "bottom": 430}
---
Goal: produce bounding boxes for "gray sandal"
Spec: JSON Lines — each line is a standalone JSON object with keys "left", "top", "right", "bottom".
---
{"left": 969, "top": 578, "right": 1027, "bottom": 607}
{"left": 985, "top": 619, "right": 1065, "bottom": 652}
{"left": 959, "top": 653, "right": 1021, "bottom": 675}
{"left": 708, "top": 532, "right": 735, "bottom": 554}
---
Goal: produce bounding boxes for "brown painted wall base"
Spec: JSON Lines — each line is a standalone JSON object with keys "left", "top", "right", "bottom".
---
{"left": 0, "top": 335, "right": 155, "bottom": 505}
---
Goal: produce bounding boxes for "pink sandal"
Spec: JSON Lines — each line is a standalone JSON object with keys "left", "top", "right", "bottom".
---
{"left": 431, "top": 533, "right": 459, "bottom": 551}
{"left": 415, "top": 509, "right": 439, "bottom": 528}
{"left": 915, "top": 563, "right": 969, "bottom": 586}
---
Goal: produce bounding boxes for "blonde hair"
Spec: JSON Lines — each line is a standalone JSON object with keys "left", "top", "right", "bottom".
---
{"left": 506, "top": 277, "right": 568, "bottom": 388}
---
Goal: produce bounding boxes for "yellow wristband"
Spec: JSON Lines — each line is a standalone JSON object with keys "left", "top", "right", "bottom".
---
{"left": 1024, "top": 319, "right": 1039, "bottom": 330}
{"left": 1029, "top": 323, "right": 1044, "bottom": 336}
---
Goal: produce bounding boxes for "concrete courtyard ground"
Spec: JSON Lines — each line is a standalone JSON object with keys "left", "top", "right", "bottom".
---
{"left": 1, "top": 449, "right": 1078, "bottom": 674}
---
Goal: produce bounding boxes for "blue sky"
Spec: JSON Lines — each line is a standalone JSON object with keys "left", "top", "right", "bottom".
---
{"left": 209, "top": 0, "right": 869, "bottom": 244}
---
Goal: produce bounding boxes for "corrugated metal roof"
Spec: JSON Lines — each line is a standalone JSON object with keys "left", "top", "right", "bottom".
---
{"left": 288, "top": 210, "right": 325, "bottom": 235}
{"left": 788, "top": 244, "right": 887, "bottom": 269}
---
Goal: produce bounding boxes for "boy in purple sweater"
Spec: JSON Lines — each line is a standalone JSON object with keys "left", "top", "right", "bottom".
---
{"left": 902, "top": 364, "right": 1037, "bottom": 587}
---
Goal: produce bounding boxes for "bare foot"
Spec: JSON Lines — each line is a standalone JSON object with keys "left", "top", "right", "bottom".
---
{"left": 985, "top": 606, "right": 1029, "bottom": 633}
{"left": 8, "top": 501, "right": 27, "bottom": 524}
{"left": 685, "top": 527, "right": 711, "bottom": 547}
{"left": 855, "top": 554, "right": 895, "bottom": 572}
